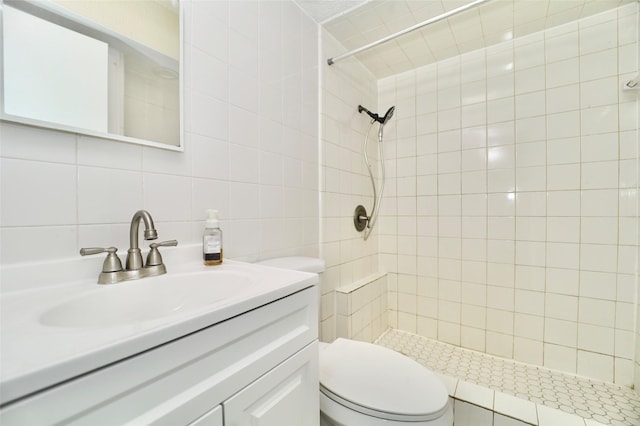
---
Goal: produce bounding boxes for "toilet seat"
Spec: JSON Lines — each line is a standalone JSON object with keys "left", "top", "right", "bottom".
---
{"left": 319, "top": 339, "right": 450, "bottom": 422}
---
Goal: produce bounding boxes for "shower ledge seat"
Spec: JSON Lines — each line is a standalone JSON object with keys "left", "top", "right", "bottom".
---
{"left": 375, "top": 329, "right": 639, "bottom": 426}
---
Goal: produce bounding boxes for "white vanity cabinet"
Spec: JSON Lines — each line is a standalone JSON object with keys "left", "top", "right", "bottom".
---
{"left": 191, "top": 340, "right": 318, "bottom": 426}
{"left": 190, "top": 405, "right": 223, "bottom": 426}
{"left": 223, "top": 340, "right": 318, "bottom": 426}
{"left": 0, "top": 286, "right": 319, "bottom": 426}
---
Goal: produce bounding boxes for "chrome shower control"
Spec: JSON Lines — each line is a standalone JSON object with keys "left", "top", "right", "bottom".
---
{"left": 354, "top": 205, "right": 368, "bottom": 232}
{"left": 356, "top": 104, "right": 395, "bottom": 240}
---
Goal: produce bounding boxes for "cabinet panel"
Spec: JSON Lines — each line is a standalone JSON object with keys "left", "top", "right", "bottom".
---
{"left": 224, "top": 342, "right": 319, "bottom": 426}
{"left": 0, "top": 287, "right": 318, "bottom": 426}
{"left": 189, "top": 405, "right": 222, "bottom": 426}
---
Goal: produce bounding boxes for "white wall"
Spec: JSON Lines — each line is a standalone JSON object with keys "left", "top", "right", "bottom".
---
{"left": 0, "top": 0, "right": 319, "bottom": 269}
{"left": 53, "top": 0, "right": 180, "bottom": 59}
{"left": 378, "top": 4, "right": 638, "bottom": 386}
{"left": 636, "top": 8, "right": 640, "bottom": 393}
{"left": 319, "top": 29, "right": 380, "bottom": 342}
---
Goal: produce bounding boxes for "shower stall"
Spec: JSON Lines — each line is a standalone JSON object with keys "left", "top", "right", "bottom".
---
{"left": 320, "top": 0, "right": 639, "bottom": 424}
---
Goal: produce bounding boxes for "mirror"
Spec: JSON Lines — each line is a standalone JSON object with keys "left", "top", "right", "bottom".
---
{"left": 0, "top": 0, "right": 183, "bottom": 150}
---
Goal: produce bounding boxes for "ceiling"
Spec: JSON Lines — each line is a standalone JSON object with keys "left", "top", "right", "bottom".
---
{"left": 297, "top": 0, "right": 635, "bottom": 78}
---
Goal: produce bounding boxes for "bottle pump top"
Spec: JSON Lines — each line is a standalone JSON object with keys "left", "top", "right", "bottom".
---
{"left": 206, "top": 210, "right": 219, "bottom": 228}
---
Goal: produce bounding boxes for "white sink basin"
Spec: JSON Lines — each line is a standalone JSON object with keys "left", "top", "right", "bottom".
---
{"left": 39, "top": 270, "right": 255, "bottom": 328}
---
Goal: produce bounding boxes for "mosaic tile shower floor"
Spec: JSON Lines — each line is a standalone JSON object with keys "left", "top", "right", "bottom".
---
{"left": 375, "top": 329, "right": 640, "bottom": 426}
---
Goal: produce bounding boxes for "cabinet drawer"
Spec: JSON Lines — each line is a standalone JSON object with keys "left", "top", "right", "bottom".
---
{"left": 0, "top": 286, "right": 318, "bottom": 425}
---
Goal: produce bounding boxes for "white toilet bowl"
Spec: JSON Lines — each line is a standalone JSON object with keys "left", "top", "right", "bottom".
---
{"left": 319, "top": 339, "right": 452, "bottom": 426}
{"left": 256, "top": 257, "right": 453, "bottom": 426}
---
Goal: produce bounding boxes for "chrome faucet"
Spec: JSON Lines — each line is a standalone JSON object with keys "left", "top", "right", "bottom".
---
{"left": 80, "top": 210, "right": 177, "bottom": 284}
{"left": 126, "top": 209, "right": 158, "bottom": 270}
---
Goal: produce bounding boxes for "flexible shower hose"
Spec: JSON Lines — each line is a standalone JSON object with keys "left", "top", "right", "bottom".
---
{"left": 362, "top": 120, "right": 386, "bottom": 241}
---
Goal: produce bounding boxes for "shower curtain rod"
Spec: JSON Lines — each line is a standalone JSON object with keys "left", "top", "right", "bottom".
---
{"left": 327, "top": 0, "right": 493, "bottom": 66}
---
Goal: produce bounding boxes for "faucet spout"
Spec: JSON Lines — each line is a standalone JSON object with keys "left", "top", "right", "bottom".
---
{"left": 126, "top": 210, "right": 158, "bottom": 270}
{"left": 129, "top": 210, "right": 158, "bottom": 249}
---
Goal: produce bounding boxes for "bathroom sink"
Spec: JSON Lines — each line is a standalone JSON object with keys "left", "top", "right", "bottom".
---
{"left": 39, "top": 270, "right": 255, "bottom": 328}
{"left": 1, "top": 258, "right": 318, "bottom": 406}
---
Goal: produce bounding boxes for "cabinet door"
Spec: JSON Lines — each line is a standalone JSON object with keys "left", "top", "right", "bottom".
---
{"left": 190, "top": 405, "right": 223, "bottom": 426}
{"left": 224, "top": 341, "right": 319, "bottom": 426}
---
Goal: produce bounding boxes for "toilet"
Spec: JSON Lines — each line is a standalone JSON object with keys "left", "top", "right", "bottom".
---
{"left": 256, "top": 257, "right": 453, "bottom": 426}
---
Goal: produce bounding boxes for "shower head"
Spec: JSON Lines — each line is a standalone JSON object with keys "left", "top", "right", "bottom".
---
{"left": 381, "top": 106, "right": 395, "bottom": 125}
{"left": 358, "top": 105, "right": 396, "bottom": 125}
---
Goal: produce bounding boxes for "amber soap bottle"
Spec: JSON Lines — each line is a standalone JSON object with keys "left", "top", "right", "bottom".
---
{"left": 203, "top": 210, "right": 223, "bottom": 265}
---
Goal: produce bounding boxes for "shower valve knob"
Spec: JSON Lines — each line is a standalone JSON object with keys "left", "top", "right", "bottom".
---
{"left": 354, "top": 205, "right": 368, "bottom": 232}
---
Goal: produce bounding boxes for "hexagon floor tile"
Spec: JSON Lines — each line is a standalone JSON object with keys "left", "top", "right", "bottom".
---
{"left": 376, "top": 329, "right": 640, "bottom": 426}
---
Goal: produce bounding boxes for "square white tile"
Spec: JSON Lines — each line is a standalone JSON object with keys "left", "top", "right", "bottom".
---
{"left": 495, "top": 391, "right": 538, "bottom": 425}
{"left": 454, "top": 400, "right": 493, "bottom": 426}
{"left": 455, "top": 382, "right": 495, "bottom": 410}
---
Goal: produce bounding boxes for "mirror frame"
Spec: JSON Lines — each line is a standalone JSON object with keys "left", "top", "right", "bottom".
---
{"left": 0, "top": 0, "right": 184, "bottom": 151}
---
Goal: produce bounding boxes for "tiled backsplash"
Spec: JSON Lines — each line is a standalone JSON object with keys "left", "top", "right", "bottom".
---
{"left": 377, "top": 4, "right": 638, "bottom": 386}
{"left": 0, "top": 1, "right": 320, "bottom": 271}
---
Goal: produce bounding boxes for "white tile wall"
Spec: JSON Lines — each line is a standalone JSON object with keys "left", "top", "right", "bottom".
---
{"left": 335, "top": 273, "right": 388, "bottom": 342}
{"left": 0, "top": 1, "right": 319, "bottom": 272}
{"left": 379, "top": 4, "right": 639, "bottom": 386}
{"left": 319, "top": 29, "right": 380, "bottom": 341}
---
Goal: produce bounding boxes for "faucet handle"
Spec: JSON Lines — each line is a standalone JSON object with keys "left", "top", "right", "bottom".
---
{"left": 146, "top": 240, "right": 178, "bottom": 267}
{"left": 80, "top": 247, "right": 124, "bottom": 273}
{"left": 80, "top": 247, "right": 115, "bottom": 256}
{"left": 150, "top": 240, "right": 178, "bottom": 248}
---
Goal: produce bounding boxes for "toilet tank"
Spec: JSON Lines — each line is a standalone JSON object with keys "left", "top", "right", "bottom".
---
{"left": 256, "top": 257, "right": 328, "bottom": 343}
{"left": 255, "top": 257, "right": 325, "bottom": 274}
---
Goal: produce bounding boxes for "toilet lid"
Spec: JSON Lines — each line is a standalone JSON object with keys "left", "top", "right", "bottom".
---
{"left": 319, "top": 339, "right": 449, "bottom": 422}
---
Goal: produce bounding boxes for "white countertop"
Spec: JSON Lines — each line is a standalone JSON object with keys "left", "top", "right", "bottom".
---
{"left": 0, "top": 257, "right": 317, "bottom": 405}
